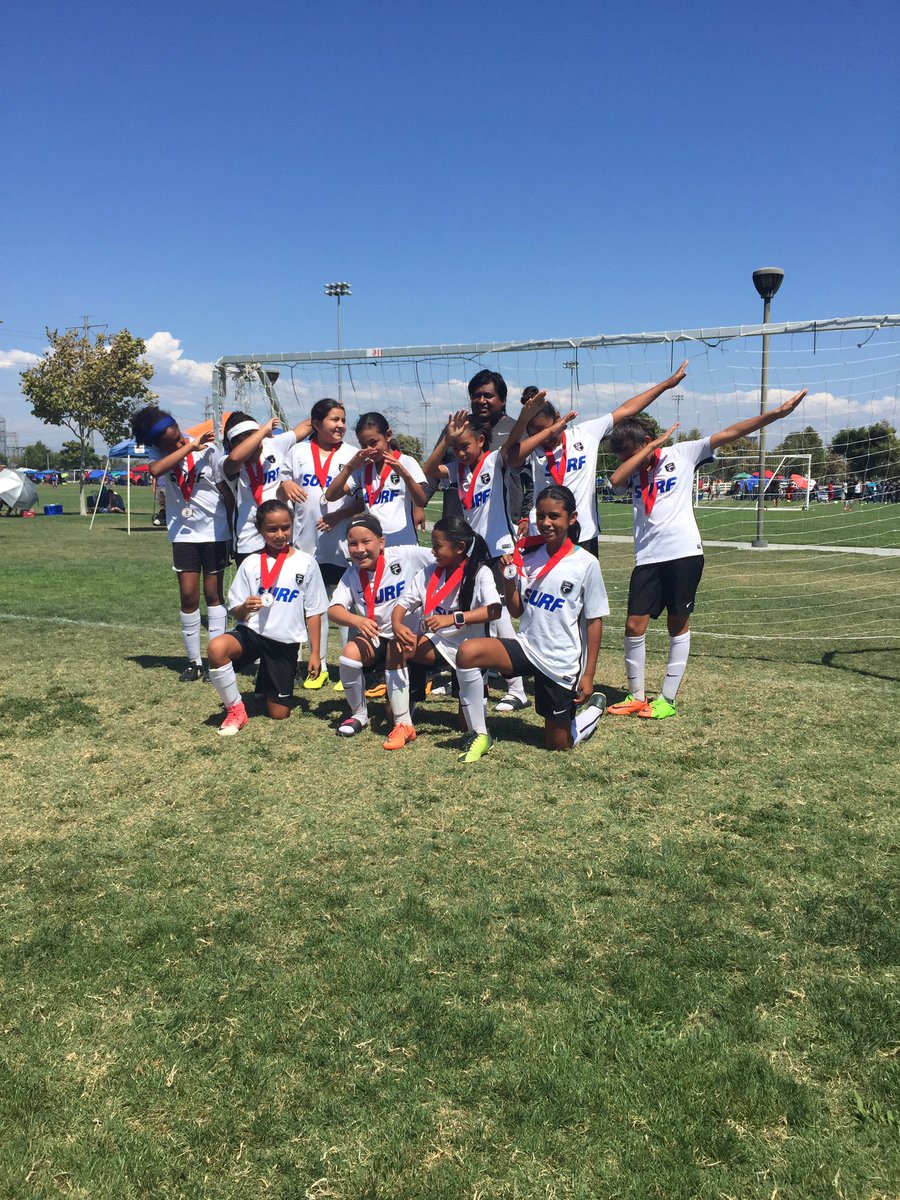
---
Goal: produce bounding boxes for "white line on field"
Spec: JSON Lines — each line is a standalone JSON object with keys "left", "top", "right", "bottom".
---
{"left": 599, "top": 534, "right": 900, "bottom": 557}
{"left": 0, "top": 612, "right": 171, "bottom": 635}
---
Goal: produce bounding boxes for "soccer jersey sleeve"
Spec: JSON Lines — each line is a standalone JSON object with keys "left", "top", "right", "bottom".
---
{"left": 330, "top": 575, "right": 355, "bottom": 613}
{"left": 581, "top": 557, "right": 610, "bottom": 619}
{"left": 472, "top": 564, "right": 502, "bottom": 609}
{"left": 682, "top": 437, "right": 714, "bottom": 467}
{"left": 227, "top": 557, "right": 255, "bottom": 613}
{"left": 273, "top": 430, "right": 298, "bottom": 456}
{"left": 402, "top": 568, "right": 428, "bottom": 614}
{"left": 579, "top": 413, "right": 614, "bottom": 441}
{"left": 401, "top": 454, "right": 427, "bottom": 484}
{"left": 301, "top": 558, "right": 329, "bottom": 616}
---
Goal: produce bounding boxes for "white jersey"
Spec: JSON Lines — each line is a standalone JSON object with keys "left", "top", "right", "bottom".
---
{"left": 526, "top": 415, "right": 613, "bottom": 541}
{"left": 281, "top": 438, "right": 359, "bottom": 566}
{"left": 149, "top": 443, "right": 229, "bottom": 544}
{"left": 446, "top": 449, "right": 515, "bottom": 556}
{"left": 625, "top": 438, "right": 713, "bottom": 565}
{"left": 513, "top": 544, "right": 609, "bottom": 687}
{"left": 227, "top": 548, "right": 328, "bottom": 645}
{"left": 346, "top": 452, "right": 426, "bottom": 546}
{"left": 401, "top": 562, "right": 501, "bottom": 667}
{"left": 330, "top": 545, "right": 432, "bottom": 639}
{"left": 229, "top": 431, "right": 298, "bottom": 553}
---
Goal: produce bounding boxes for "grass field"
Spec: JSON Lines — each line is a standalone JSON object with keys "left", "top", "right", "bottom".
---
{"left": 1, "top": 486, "right": 898, "bottom": 1199}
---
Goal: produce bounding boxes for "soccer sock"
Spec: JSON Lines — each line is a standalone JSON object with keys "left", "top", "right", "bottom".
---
{"left": 209, "top": 664, "right": 241, "bottom": 709}
{"left": 491, "top": 608, "right": 526, "bottom": 701}
{"left": 457, "top": 667, "right": 488, "bottom": 736}
{"left": 338, "top": 655, "right": 367, "bottom": 723}
{"left": 386, "top": 667, "right": 411, "bottom": 726}
{"left": 319, "top": 612, "right": 330, "bottom": 664}
{"left": 624, "top": 635, "right": 646, "bottom": 701}
{"left": 206, "top": 604, "right": 227, "bottom": 641}
{"left": 180, "top": 610, "right": 202, "bottom": 663}
{"left": 571, "top": 704, "right": 603, "bottom": 745}
{"left": 662, "top": 632, "right": 691, "bottom": 702}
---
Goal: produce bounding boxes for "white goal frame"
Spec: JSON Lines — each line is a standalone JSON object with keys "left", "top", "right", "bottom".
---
{"left": 696, "top": 454, "right": 814, "bottom": 510}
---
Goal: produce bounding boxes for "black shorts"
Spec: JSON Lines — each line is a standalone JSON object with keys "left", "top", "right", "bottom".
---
{"left": 319, "top": 562, "right": 347, "bottom": 590}
{"left": 627, "top": 555, "right": 704, "bottom": 619}
{"left": 230, "top": 625, "right": 299, "bottom": 701}
{"left": 498, "top": 638, "right": 575, "bottom": 723}
{"left": 172, "top": 540, "right": 229, "bottom": 574}
{"left": 578, "top": 536, "right": 599, "bottom": 558}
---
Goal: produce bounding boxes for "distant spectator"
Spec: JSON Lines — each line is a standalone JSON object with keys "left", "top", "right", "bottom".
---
{"left": 108, "top": 489, "right": 125, "bottom": 513}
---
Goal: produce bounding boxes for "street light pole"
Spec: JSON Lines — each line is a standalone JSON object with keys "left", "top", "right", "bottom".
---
{"left": 750, "top": 268, "right": 784, "bottom": 549}
{"left": 324, "top": 282, "right": 352, "bottom": 404}
{"left": 563, "top": 360, "right": 577, "bottom": 408}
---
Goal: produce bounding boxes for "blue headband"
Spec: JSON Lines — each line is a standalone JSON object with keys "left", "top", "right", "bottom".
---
{"left": 148, "top": 415, "right": 177, "bottom": 443}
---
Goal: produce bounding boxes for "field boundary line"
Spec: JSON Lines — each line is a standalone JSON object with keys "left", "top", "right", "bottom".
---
{"left": 0, "top": 612, "right": 172, "bottom": 635}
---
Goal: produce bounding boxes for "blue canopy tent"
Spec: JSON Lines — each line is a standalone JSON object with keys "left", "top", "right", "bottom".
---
{"left": 91, "top": 438, "right": 150, "bottom": 535}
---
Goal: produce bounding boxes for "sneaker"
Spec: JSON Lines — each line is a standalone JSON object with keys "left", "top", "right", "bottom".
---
{"left": 383, "top": 723, "right": 416, "bottom": 750}
{"left": 608, "top": 694, "right": 650, "bottom": 716}
{"left": 366, "top": 681, "right": 387, "bottom": 699}
{"left": 218, "top": 702, "right": 249, "bottom": 736}
{"left": 494, "top": 694, "right": 531, "bottom": 713}
{"left": 337, "top": 716, "right": 367, "bottom": 737}
{"left": 303, "top": 668, "right": 329, "bottom": 690}
{"left": 333, "top": 679, "right": 345, "bottom": 694}
{"left": 179, "top": 662, "right": 204, "bottom": 683}
{"left": 458, "top": 732, "right": 493, "bottom": 763}
{"left": 638, "top": 696, "right": 677, "bottom": 719}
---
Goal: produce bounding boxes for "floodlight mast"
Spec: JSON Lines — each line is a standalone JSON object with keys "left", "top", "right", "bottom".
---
{"left": 751, "top": 268, "right": 784, "bottom": 549}
{"left": 324, "top": 282, "right": 352, "bottom": 403}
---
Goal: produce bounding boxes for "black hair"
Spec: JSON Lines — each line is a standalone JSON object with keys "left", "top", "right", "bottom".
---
{"left": 607, "top": 415, "right": 655, "bottom": 457}
{"left": 223, "top": 410, "right": 256, "bottom": 452}
{"left": 346, "top": 513, "right": 384, "bottom": 538}
{"left": 535, "top": 484, "right": 581, "bottom": 544}
{"left": 521, "top": 385, "right": 541, "bottom": 403}
{"left": 527, "top": 399, "right": 558, "bottom": 425}
{"left": 433, "top": 516, "right": 492, "bottom": 612}
{"left": 131, "top": 404, "right": 175, "bottom": 448}
{"left": 467, "top": 368, "right": 507, "bottom": 406}
{"left": 356, "top": 410, "right": 400, "bottom": 452}
{"left": 453, "top": 414, "right": 493, "bottom": 452}
{"left": 255, "top": 498, "right": 292, "bottom": 527}
{"left": 310, "top": 397, "right": 345, "bottom": 433}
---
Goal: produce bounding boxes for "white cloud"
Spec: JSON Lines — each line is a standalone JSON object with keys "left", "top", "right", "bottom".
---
{"left": 0, "top": 348, "right": 41, "bottom": 369}
{"left": 144, "top": 332, "right": 213, "bottom": 389}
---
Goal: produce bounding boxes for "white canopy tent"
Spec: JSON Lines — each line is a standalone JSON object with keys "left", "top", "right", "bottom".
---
{"left": 90, "top": 438, "right": 150, "bottom": 535}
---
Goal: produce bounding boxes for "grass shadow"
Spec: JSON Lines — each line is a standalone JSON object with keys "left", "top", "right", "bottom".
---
{"left": 821, "top": 646, "right": 900, "bottom": 682}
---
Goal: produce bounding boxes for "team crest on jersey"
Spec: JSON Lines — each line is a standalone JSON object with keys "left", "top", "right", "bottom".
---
{"left": 480, "top": 472, "right": 490, "bottom": 484}
{"left": 390, "top": 561, "right": 402, "bottom": 575}
{"left": 574, "top": 441, "right": 584, "bottom": 451}
{"left": 665, "top": 461, "right": 676, "bottom": 472}
{"left": 294, "top": 573, "right": 305, "bottom": 586}
{"left": 560, "top": 580, "right": 574, "bottom": 595}
{"left": 390, "top": 472, "right": 400, "bottom": 485}
{"left": 267, "top": 454, "right": 276, "bottom": 464}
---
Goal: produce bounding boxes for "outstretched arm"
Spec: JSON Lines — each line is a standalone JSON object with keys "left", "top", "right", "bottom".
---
{"left": 502, "top": 390, "right": 550, "bottom": 467}
{"left": 509, "top": 410, "right": 578, "bottom": 466}
{"left": 149, "top": 431, "right": 214, "bottom": 478}
{"left": 610, "top": 360, "right": 688, "bottom": 426}
{"left": 223, "top": 416, "right": 282, "bottom": 478}
{"left": 608, "top": 424, "right": 679, "bottom": 490}
{"left": 709, "top": 390, "right": 807, "bottom": 451}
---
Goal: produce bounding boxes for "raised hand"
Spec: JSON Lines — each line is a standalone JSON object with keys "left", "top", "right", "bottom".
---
{"left": 447, "top": 409, "right": 471, "bottom": 441}
{"left": 665, "top": 360, "right": 689, "bottom": 389}
{"left": 280, "top": 480, "right": 308, "bottom": 504}
{"left": 520, "top": 389, "right": 549, "bottom": 420}
{"left": 774, "top": 389, "right": 808, "bottom": 418}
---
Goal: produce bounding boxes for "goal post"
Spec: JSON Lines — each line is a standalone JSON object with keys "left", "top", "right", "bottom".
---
{"left": 696, "top": 454, "right": 814, "bottom": 510}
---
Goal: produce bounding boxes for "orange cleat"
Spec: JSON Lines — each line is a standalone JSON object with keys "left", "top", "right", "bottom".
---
{"left": 383, "top": 723, "right": 417, "bottom": 750}
{"left": 607, "top": 694, "right": 651, "bottom": 717}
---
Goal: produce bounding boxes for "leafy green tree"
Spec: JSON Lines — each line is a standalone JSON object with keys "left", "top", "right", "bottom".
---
{"left": 59, "top": 439, "right": 100, "bottom": 470}
{"left": 676, "top": 427, "right": 703, "bottom": 443}
{"left": 21, "top": 441, "right": 59, "bottom": 470}
{"left": 830, "top": 422, "right": 900, "bottom": 481}
{"left": 773, "top": 425, "right": 826, "bottom": 480}
{"left": 394, "top": 433, "right": 422, "bottom": 459}
{"left": 20, "top": 328, "right": 155, "bottom": 513}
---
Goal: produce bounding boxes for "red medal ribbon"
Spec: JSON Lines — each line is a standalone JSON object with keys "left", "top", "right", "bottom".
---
{"left": 245, "top": 457, "right": 265, "bottom": 506}
{"left": 640, "top": 450, "right": 661, "bottom": 516}
{"left": 458, "top": 453, "right": 489, "bottom": 510}
{"left": 176, "top": 453, "right": 197, "bottom": 503}
{"left": 259, "top": 548, "right": 289, "bottom": 592}
{"left": 359, "top": 555, "right": 386, "bottom": 621}
{"left": 364, "top": 450, "right": 400, "bottom": 506}
{"left": 511, "top": 535, "right": 574, "bottom": 584}
{"left": 424, "top": 562, "right": 466, "bottom": 616}
{"left": 544, "top": 434, "right": 567, "bottom": 486}
{"left": 311, "top": 440, "right": 337, "bottom": 490}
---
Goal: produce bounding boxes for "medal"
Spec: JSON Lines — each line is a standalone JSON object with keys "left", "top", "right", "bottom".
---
{"left": 502, "top": 562, "right": 518, "bottom": 580}
{"left": 310, "top": 440, "right": 337, "bottom": 490}
{"left": 176, "top": 452, "right": 197, "bottom": 515}
{"left": 181, "top": 505, "right": 194, "bottom": 519}
{"left": 364, "top": 451, "right": 401, "bottom": 506}
{"left": 258, "top": 547, "right": 289, "bottom": 608}
{"left": 424, "top": 562, "right": 465, "bottom": 616}
{"left": 359, "top": 555, "right": 386, "bottom": 638}
{"left": 509, "top": 535, "right": 574, "bottom": 583}
{"left": 260, "top": 592, "right": 275, "bottom": 608}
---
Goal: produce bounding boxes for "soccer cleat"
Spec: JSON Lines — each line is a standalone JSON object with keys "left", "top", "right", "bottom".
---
{"left": 458, "top": 732, "right": 493, "bottom": 763}
{"left": 218, "top": 702, "right": 249, "bottom": 736}
{"left": 333, "top": 679, "right": 345, "bottom": 694}
{"left": 337, "top": 716, "right": 367, "bottom": 737}
{"left": 608, "top": 694, "right": 650, "bottom": 716}
{"left": 365, "top": 681, "right": 388, "bottom": 699}
{"left": 179, "top": 662, "right": 204, "bottom": 683}
{"left": 383, "top": 723, "right": 417, "bottom": 751}
{"left": 494, "top": 694, "right": 532, "bottom": 713}
{"left": 637, "top": 696, "right": 677, "bottom": 719}
{"left": 303, "top": 668, "right": 329, "bottom": 690}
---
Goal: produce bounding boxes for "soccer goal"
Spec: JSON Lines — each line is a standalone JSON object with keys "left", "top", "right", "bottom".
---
{"left": 697, "top": 454, "right": 814, "bottom": 510}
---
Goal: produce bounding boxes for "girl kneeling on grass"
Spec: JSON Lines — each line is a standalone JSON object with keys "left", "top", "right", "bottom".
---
{"left": 328, "top": 515, "right": 431, "bottom": 748}
{"left": 390, "top": 516, "right": 503, "bottom": 747}
{"left": 207, "top": 500, "right": 328, "bottom": 736}
{"left": 452, "top": 486, "right": 610, "bottom": 761}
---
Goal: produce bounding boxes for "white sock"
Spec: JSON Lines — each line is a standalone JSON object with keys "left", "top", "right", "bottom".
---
{"left": 571, "top": 703, "right": 603, "bottom": 745}
{"left": 319, "top": 611, "right": 330, "bottom": 663}
{"left": 207, "top": 604, "right": 227, "bottom": 640}
{"left": 180, "top": 610, "right": 202, "bottom": 663}
{"left": 663, "top": 632, "right": 690, "bottom": 702}
{"left": 338, "top": 655, "right": 367, "bottom": 722}
{"left": 209, "top": 664, "right": 241, "bottom": 709}
{"left": 386, "top": 667, "right": 411, "bottom": 726}
{"left": 457, "top": 667, "right": 488, "bottom": 736}
{"left": 491, "top": 608, "right": 526, "bottom": 700}
{"left": 624, "top": 635, "right": 646, "bottom": 701}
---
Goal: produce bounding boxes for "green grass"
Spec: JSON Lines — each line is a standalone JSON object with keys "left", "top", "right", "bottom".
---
{"left": 1, "top": 493, "right": 898, "bottom": 1198}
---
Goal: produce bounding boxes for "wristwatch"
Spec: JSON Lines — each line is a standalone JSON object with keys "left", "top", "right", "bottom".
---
{"left": 454, "top": 611, "right": 466, "bottom": 627}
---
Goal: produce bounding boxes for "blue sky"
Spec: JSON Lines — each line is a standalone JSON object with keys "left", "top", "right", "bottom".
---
{"left": 2, "top": 0, "right": 898, "bottom": 448}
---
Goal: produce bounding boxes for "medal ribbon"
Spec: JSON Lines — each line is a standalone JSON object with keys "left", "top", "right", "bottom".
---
{"left": 458, "top": 453, "right": 489, "bottom": 510}
{"left": 176, "top": 453, "right": 197, "bottom": 503}
{"left": 311, "top": 440, "right": 337, "bottom": 490}
{"left": 640, "top": 450, "right": 661, "bottom": 516}
{"left": 359, "top": 555, "right": 386, "bottom": 621}
{"left": 364, "top": 450, "right": 401, "bottom": 506}
{"left": 424, "top": 562, "right": 466, "bottom": 616}
{"left": 245, "top": 457, "right": 265, "bottom": 506}
{"left": 511, "top": 535, "right": 574, "bottom": 584}
{"left": 544, "top": 434, "right": 567, "bottom": 486}
{"left": 259, "top": 548, "right": 289, "bottom": 593}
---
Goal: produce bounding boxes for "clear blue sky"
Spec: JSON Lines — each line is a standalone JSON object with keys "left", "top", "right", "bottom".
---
{"left": 2, "top": 0, "right": 898, "bottom": 447}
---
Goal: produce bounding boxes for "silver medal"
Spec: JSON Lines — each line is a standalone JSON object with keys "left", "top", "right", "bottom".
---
{"left": 260, "top": 593, "right": 274, "bottom": 608}
{"left": 370, "top": 635, "right": 380, "bottom": 649}
{"left": 502, "top": 563, "right": 518, "bottom": 580}
{"left": 181, "top": 505, "right": 194, "bottom": 519}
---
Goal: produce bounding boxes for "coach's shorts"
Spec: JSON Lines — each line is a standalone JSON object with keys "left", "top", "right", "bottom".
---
{"left": 498, "top": 638, "right": 575, "bottom": 722}
{"left": 319, "top": 561, "right": 348, "bottom": 590}
{"left": 230, "top": 625, "right": 299, "bottom": 702}
{"left": 627, "top": 554, "right": 704, "bottom": 619}
{"left": 172, "top": 540, "right": 229, "bottom": 574}
{"left": 578, "top": 536, "right": 599, "bottom": 559}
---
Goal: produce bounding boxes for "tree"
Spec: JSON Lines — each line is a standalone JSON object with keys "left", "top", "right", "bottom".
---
{"left": 676, "top": 427, "right": 703, "bottom": 443}
{"left": 20, "top": 327, "right": 155, "bottom": 514}
{"left": 21, "top": 441, "right": 59, "bottom": 470}
{"left": 830, "top": 422, "right": 900, "bottom": 481}
{"left": 59, "top": 439, "right": 100, "bottom": 470}
{"left": 773, "top": 425, "right": 827, "bottom": 481}
{"left": 394, "top": 433, "right": 422, "bottom": 459}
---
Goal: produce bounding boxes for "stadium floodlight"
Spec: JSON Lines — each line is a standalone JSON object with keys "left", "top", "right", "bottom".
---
{"left": 751, "top": 267, "right": 785, "bottom": 548}
{"left": 324, "top": 282, "right": 352, "bottom": 403}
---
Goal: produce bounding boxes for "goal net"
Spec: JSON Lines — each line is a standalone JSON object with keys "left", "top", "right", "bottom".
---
{"left": 697, "top": 454, "right": 814, "bottom": 510}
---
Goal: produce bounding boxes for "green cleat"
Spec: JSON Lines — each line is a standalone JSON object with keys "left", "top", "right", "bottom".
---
{"left": 637, "top": 696, "right": 677, "bottom": 719}
{"left": 458, "top": 732, "right": 493, "bottom": 763}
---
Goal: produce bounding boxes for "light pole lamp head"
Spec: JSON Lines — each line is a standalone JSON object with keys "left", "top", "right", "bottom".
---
{"left": 752, "top": 268, "right": 784, "bottom": 302}
{"left": 324, "top": 282, "right": 352, "bottom": 298}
